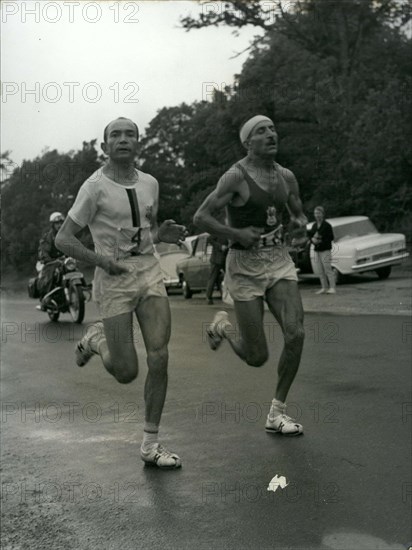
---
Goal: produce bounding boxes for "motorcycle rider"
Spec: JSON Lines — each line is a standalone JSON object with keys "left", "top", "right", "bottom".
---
{"left": 37, "top": 212, "right": 65, "bottom": 305}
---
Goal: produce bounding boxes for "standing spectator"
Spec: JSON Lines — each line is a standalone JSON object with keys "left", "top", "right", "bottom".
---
{"left": 205, "top": 235, "right": 228, "bottom": 305}
{"left": 308, "top": 206, "right": 336, "bottom": 294}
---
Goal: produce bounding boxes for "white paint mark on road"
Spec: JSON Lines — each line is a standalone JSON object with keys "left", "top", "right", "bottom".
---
{"left": 267, "top": 475, "right": 288, "bottom": 493}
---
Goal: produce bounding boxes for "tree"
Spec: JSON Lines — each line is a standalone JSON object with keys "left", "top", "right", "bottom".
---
{"left": 138, "top": 104, "right": 194, "bottom": 221}
{"left": 1, "top": 141, "right": 103, "bottom": 272}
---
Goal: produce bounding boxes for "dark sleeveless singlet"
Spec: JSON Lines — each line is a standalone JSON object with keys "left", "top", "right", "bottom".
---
{"left": 227, "top": 162, "right": 291, "bottom": 250}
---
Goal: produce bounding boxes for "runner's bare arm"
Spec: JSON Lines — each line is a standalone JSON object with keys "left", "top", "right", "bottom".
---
{"left": 194, "top": 170, "right": 262, "bottom": 249}
{"left": 281, "top": 168, "right": 309, "bottom": 247}
{"left": 283, "top": 169, "right": 308, "bottom": 226}
{"left": 55, "top": 217, "right": 128, "bottom": 275}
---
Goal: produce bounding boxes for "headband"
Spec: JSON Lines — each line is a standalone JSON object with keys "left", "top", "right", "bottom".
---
{"left": 239, "top": 115, "right": 273, "bottom": 145}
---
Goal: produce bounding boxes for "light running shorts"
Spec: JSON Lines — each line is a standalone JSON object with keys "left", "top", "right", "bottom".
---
{"left": 225, "top": 246, "right": 298, "bottom": 302}
{"left": 93, "top": 255, "right": 167, "bottom": 319}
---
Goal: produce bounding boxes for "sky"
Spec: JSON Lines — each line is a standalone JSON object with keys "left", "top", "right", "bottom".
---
{"left": 1, "top": 1, "right": 264, "bottom": 168}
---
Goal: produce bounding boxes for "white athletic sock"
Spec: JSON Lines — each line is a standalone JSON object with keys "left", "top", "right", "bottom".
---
{"left": 141, "top": 423, "right": 159, "bottom": 452}
{"left": 89, "top": 324, "right": 106, "bottom": 354}
{"left": 91, "top": 336, "right": 106, "bottom": 355}
{"left": 269, "top": 398, "right": 285, "bottom": 419}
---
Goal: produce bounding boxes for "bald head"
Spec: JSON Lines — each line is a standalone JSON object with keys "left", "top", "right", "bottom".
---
{"left": 103, "top": 117, "right": 139, "bottom": 143}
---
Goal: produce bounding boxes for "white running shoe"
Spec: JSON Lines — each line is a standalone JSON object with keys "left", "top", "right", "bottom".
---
{"left": 140, "top": 443, "right": 182, "bottom": 469}
{"left": 206, "top": 310, "right": 231, "bottom": 351}
{"left": 326, "top": 288, "right": 336, "bottom": 294}
{"left": 75, "top": 322, "right": 104, "bottom": 367}
{"left": 265, "top": 413, "right": 303, "bottom": 436}
{"left": 265, "top": 402, "right": 303, "bottom": 436}
{"left": 315, "top": 289, "right": 327, "bottom": 295}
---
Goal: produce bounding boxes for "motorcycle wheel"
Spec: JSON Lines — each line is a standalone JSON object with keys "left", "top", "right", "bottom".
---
{"left": 69, "top": 283, "right": 85, "bottom": 324}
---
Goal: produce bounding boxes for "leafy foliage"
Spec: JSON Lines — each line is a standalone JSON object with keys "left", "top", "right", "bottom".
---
{"left": 2, "top": 141, "right": 103, "bottom": 271}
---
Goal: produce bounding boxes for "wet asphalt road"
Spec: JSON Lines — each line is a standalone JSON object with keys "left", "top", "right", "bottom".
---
{"left": 1, "top": 294, "right": 411, "bottom": 550}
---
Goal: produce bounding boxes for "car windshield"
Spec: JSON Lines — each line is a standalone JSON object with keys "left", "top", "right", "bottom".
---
{"left": 333, "top": 220, "right": 378, "bottom": 241}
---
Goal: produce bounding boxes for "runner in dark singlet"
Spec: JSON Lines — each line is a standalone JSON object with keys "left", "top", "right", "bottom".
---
{"left": 194, "top": 115, "right": 308, "bottom": 436}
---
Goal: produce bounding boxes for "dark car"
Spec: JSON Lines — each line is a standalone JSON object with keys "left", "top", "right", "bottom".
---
{"left": 155, "top": 240, "right": 193, "bottom": 291}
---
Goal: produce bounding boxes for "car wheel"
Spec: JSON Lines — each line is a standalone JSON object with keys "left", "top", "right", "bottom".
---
{"left": 375, "top": 266, "right": 391, "bottom": 280}
{"left": 332, "top": 267, "right": 344, "bottom": 285}
{"left": 182, "top": 279, "right": 193, "bottom": 299}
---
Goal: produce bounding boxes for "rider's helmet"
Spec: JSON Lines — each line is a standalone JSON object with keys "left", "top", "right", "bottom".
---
{"left": 49, "top": 212, "right": 65, "bottom": 224}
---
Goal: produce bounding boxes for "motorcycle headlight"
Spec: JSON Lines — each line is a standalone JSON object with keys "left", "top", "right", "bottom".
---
{"left": 64, "top": 257, "right": 77, "bottom": 271}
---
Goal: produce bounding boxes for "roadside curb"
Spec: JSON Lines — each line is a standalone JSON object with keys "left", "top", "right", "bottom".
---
{"left": 301, "top": 307, "right": 411, "bottom": 317}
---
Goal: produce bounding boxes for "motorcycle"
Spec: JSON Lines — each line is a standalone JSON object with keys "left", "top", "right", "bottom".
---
{"left": 28, "top": 257, "right": 91, "bottom": 323}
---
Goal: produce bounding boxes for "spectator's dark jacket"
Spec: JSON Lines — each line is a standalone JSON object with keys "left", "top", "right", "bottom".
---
{"left": 207, "top": 235, "right": 228, "bottom": 266}
{"left": 38, "top": 229, "right": 64, "bottom": 263}
{"left": 308, "top": 221, "right": 334, "bottom": 252}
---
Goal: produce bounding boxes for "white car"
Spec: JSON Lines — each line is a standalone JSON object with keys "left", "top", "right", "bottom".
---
{"left": 296, "top": 216, "right": 409, "bottom": 283}
{"left": 155, "top": 237, "right": 197, "bottom": 290}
